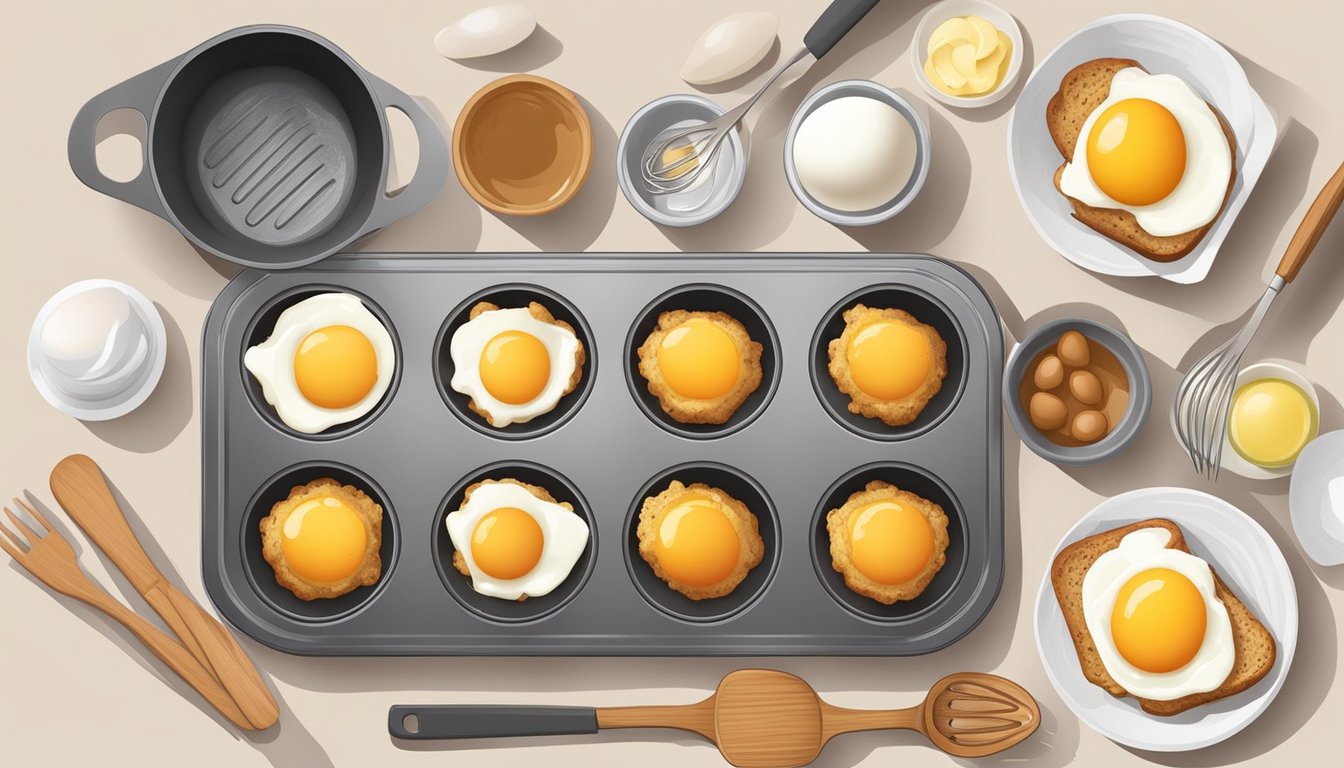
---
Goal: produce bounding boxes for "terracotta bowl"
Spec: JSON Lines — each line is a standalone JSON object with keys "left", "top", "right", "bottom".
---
{"left": 452, "top": 74, "right": 593, "bottom": 216}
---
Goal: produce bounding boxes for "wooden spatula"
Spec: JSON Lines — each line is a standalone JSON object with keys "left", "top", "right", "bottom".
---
{"left": 49, "top": 454, "right": 279, "bottom": 730}
{"left": 389, "top": 669, "right": 1039, "bottom": 765}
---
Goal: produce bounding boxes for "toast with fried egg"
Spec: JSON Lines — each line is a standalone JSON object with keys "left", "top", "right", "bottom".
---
{"left": 1048, "top": 58, "right": 1238, "bottom": 262}
{"left": 1050, "top": 518, "right": 1275, "bottom": 715}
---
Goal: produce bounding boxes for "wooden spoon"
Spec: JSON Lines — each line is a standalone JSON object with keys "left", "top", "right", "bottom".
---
{"left": 49, "top": 454, "right": 279, "bottom": 730}
{"left": 389, "top": 669, "right": 1039, "bottom": 765}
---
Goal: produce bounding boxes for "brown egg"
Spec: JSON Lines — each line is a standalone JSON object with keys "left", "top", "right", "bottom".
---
{"left": 1029, "top": 392, "right": 1069, "bottom": 431}
{"left": 1069, "top": 369, "right": 1103, "bottom": 405}
{"left": 1034, "top": 355, "right": 1065, "bottom": 390}
{"left": 1071, "top": 410, "right": 1109, "bottom": 443}
{"left": 1057, "top": 330, "right": 1091, "bottom": 368}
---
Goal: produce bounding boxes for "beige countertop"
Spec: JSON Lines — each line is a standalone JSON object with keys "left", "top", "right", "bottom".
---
{"left": 2, "top": 0, "right": 1342, "bottom": 765}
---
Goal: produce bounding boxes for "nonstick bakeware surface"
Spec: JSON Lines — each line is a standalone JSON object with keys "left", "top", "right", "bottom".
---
{"left": 202, "top": 253, "right": 1004, "bottom": 655}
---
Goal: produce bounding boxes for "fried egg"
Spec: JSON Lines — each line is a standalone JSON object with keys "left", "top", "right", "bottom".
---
{"left": 846, "top": 499, "right": 935, "bottom": 586}
{"left": 1081, "top": 527, "right": 1235, "bottom": 700}
{"left": 445, "top": 480, "right": 589, "bottom": 600}
{"left": 827, "top": 305, "right": 948, "bottom": 427}
{"left": 825, "top": 480, "right": 949, "bottom": 604}
{"left": 1058, "top": 68, "right": 1232, "bottom": 237}
{"left": 449, "top": 305, "right": 582, "bottom": 427}
{"left": 636, "top": 480, "right": 765, "bottom": 601}
{"left": 244, "top": 293, "right": 395, "bottom": 434}
{"left": 258, "top": 478, "right": 383, "bottom": 600}
{"left": 847, "top": 318, "right": 933, "bottom": 402}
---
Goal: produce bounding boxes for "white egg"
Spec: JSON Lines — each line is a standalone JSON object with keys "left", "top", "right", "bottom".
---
{"left": 449, "top": 307, "right": 581, "bottom": 427}
{"left": 434, "top": 4, "right": 536, "bottom": 59}
{"left": 244, "top": 293, "right": 395, "bottom": 434}
{"left": 681, "top": 11, "right": 779, "bottom": 86}
{"left": 1058, "top": 68, "right": 1233, "bottom": 237}
{"left": 1081, "top": 527, "right": 1235, "bottom": 701}
{"left": 445, "top": 482, "right": 590, "bottom": 600}
{"left": 792, "top": 96, "right": 918, "bottom": 213}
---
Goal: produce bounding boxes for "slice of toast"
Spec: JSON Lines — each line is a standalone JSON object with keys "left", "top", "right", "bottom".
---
{"left": 1046, "top": 58, "right": 1238, "bottom": 262}
{"left": 1050, "top": 518, "right": 1276, "bottom": 716}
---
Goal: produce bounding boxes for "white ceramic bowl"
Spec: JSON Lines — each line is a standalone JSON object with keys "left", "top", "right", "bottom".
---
{"left": 1290, "top": 430, "right": 1344, "bottom": 566}
{"left": 27, "top": 279, "right": 167, "bottom": 421}
{"left": 1007, "top": 14, "right": 1277, "bottom": 283}
{"left": 1035, "top": 487, "right": 1297, "bottom": 751}
{"left": 910, "top": 0, "right": 1024, "bottom": 109}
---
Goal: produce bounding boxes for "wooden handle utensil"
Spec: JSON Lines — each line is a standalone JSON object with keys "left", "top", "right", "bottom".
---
{"left": 389, "top": 669, "right": 1039, "bottom": 765}
{"left": 49, "top": 454, "right": 279, "bottom": 730}
{"left": 1276, "top": 159, "right": 1344, "bottom": 282}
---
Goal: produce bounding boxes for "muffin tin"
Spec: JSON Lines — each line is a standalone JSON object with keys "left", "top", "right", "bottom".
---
{"left": 202, "top": 253, "right": 1004, "bottom": 655}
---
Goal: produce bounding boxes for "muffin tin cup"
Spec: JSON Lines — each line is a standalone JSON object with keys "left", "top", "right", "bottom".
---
{"left": 810, "top": 462, "right": 968, "bottom": 624}
{"left": 623, "top": 462, "right": 781, "bottom": 625}
{"left": 240, "top": 461, "right": 400, "bottom": 623}
{"left": 240, "top": 284, "right": 403, "bottom": 441}
{"left": 434, "top": 283, "right": 597, "bottom": 440}
{"left": 624, "top": 284, "right": 782, "bottom": 439}
{"left": 432, "top": 461, "right": 598, "bottom": 625}
{"left": 810, "top": 284, "right": 969, "bottom": 441}
{"left": 203, "top": 254, "right": 1003, "bottom": 655}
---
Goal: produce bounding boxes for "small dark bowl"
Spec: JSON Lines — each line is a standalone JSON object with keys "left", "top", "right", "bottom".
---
{"left": 1003, "top": 317, "right": 1152, "bottom": 466}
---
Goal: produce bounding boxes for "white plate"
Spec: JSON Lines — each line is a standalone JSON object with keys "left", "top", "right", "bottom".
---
{"left": 910, "top": 0, "right": 1025, "bottom": 109}
{"left": 1289, "top": 430, "right": 1344, "bottom": 566}
{"left": 1007, "top": 14, "right": 1277, "bottom": 283}
{"left": 1034, "top": 487, "right": 1297, "bottom": 751}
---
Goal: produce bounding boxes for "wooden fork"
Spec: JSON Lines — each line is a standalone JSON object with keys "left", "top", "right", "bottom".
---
{"left": 0, "top": 496, "right": 254, "bottom": 730}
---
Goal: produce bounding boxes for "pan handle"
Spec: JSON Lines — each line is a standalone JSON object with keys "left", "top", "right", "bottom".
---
{"left": 388, "top": 705, "right": 599, "bottom": 740}
{"left": 363, "top": 74, "right": 449, "bottom": 233}
{"left": 67, "top": 59, "right": 177, "bottom": 219}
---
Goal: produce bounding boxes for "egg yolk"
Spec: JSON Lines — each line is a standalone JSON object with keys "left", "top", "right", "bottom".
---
{"left": 1085, "top": 98, "right": 1187, "bottom": 207}
{"left": 480, "top": 330, "right": 551, "bottom": 405}
{"left": 1229, "top": 378, "right": 1317, "bottom": 468}
{"left": 657, "top": 318, "right": 741, "bottom": 400}
{"left": 847, "top": 500, "right": 934, "bottom": 585}
{"left": 1110, "top": 567, "right": 1206, "bottom": 673}
{"left": 280, "top": 497, "right": 368, "bottom": 584}
{"left": 293, "top": 325, "right": 378, "bottom": 409}
{"left": 847, "top": 320, "right": 931, "bottom": 401}
{"left": 470, "top": 507, "right": 545, "bottom": 580}
{"left": 654, "top": 496, "right": 740, "bottom": 587}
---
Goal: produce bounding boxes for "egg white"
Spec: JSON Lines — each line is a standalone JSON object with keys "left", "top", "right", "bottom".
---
{"left": 1081, "top": 527, "right": 1235, "bottom": 701}
{"left": 449, "top": 307, "right": 581, "bottom": 427}
{"left": 1059, "top": 67, "right": 1232, "bottom": 238}
{"left": 445, "top": 482, "right": 590, "bottom": 600}
{"left": 244, "top": 293, "right": 395, "bottom": 434}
